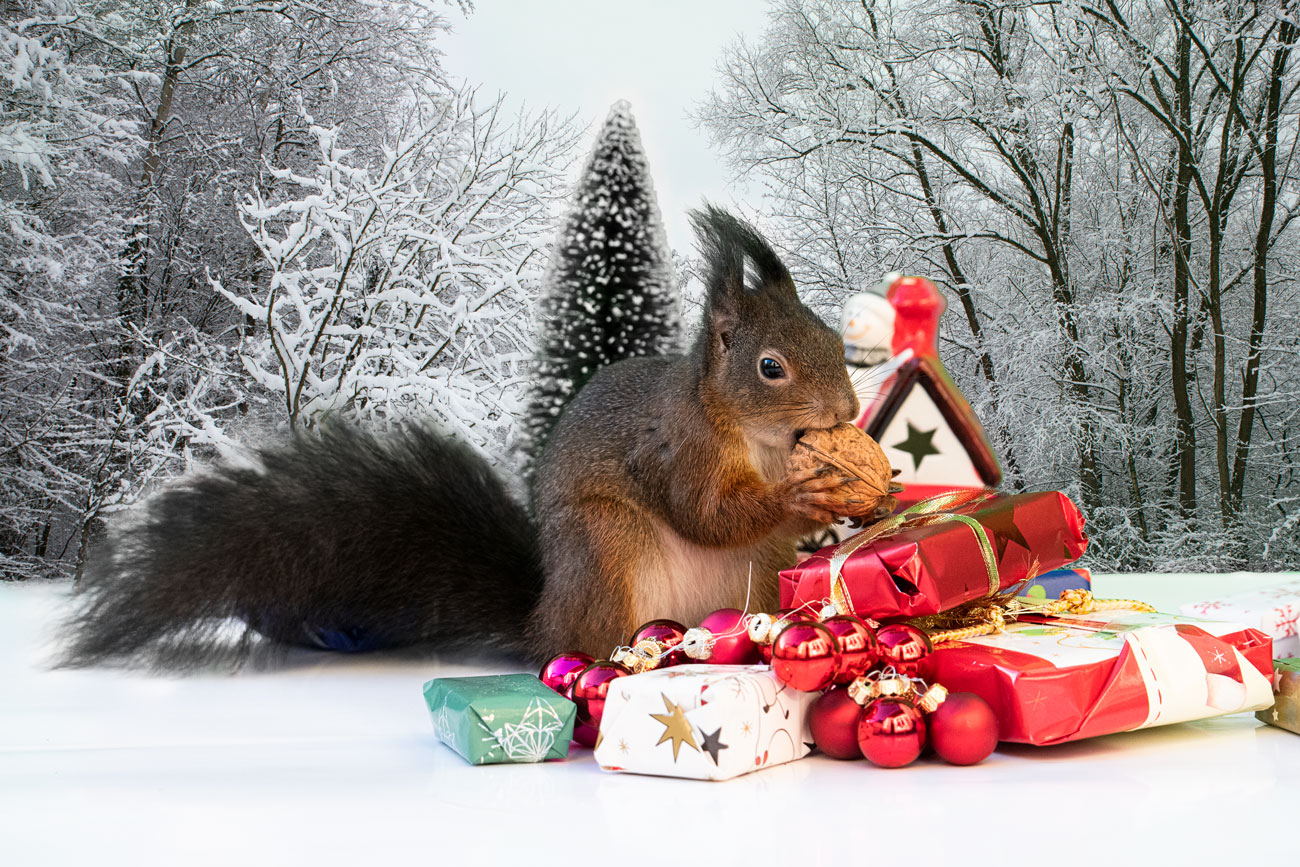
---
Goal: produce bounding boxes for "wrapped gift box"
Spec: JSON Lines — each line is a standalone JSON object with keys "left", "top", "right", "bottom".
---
{"left": 1022, "top": 567, "right": 1091, "bottom": 600}
{"left": 1181, "top": 580, "right": 1299, "bottom": 658}
{"left": 781, "top": 491, "right": 1088, "bottom": 621}
{"left": 593, "top": 665, "right": 817, "bottom": 781}
{"left": 1257, "top": 658, "right": 1300, "bottom": 735}
{"left": 423, "top": 674, "right": 576, "bottom": 765}
{"left": 920, "top": 610, "right": 1273, "bottom": 746}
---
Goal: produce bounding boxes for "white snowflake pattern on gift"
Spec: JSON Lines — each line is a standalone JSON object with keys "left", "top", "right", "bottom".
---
{"left": 1180, "top": 580, "right": 1300, "bottom": 645}
{"left": 479, "top": 698, "right": 567, "bottom": 763}
{"left": 1279, "top": 605, "right": 1299, "bottom": 638}
{"left": 432, "top": 699, "right": 459, "bottom": 754}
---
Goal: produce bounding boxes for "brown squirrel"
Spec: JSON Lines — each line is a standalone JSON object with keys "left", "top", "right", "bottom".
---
{"left": 62, "top": 207, "right": 875, "bottom": 669}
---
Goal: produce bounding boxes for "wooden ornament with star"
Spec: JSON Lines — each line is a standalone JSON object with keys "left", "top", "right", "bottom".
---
{"left": 852, "top": 277, "right": 1001, "bottom": 506}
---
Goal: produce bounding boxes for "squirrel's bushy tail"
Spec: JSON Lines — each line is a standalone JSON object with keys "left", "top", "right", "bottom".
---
{"left": 61, "top": 424, "right": 543, "bottom": 670}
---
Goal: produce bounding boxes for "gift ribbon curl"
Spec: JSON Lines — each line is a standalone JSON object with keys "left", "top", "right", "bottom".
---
{"left": 827, "top": 488, "right": 999, "bottom": 616}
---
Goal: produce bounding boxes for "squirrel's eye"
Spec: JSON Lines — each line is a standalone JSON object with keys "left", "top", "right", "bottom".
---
{"left": 760, "top": 357, "right": 786, "bottom": 380}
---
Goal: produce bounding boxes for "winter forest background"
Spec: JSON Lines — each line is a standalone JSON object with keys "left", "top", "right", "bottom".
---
{"left": 3, "top": 0, "right": 1298, "bottom": 580}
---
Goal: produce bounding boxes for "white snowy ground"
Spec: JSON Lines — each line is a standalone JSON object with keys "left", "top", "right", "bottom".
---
{"left": 2, "top": 575, "right": 1298, "bottom": 866}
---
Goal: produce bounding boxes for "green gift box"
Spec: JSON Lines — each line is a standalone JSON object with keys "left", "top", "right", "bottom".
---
{"left": 422, "top": 674, "right": 576, "bottom": 764}
{"left": 1257, "top": 658, "right": 1300, "bottom": 735}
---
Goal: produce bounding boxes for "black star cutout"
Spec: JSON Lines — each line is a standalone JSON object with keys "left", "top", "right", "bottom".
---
{"left": 892, "top": 422, "right": 941, "bottom": 471}
{"left": 699, "top": 727, "right": 729, "bottom": 765}
{"left": 976, "top": 501, "right": 1031, "bottom": 564}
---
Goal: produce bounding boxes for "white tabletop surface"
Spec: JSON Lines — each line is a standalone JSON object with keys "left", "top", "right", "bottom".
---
{"left": 3, "top": 574, "right": 1298, "bottom": 866}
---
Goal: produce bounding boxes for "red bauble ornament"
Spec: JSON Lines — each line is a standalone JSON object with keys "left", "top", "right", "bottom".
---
{"left": 929, "top": 692, "right": 999, "bottom": 765}
{"left": 698, "top": 608, "right": 760, "bottom": 664}
{"left": 822, "top": 615, "right": 878, "bottom": 684}
{"left": 759, "top": 608, "right": 819, "bottom": 663}
{"left": 631, "top": 619, "right": 688, "bottom": 667}
{"left": 569, "top": 661, "right": 629, "bottom": 729}
{"left": 857, "top": 697, "right": 927, "bottom": 768}
{"left": 771, "top": 621, "right": 841, "bottom": 692}
{"left": 809, "top": 687, "right": 864, "bottom": 759}
{"left": 875, "top": 623, "right": 933, "bottom": 676}
{"left": 571, "top": 721, "right": 600, "bottom": 748}
{"left": 539, "top": 651, "right": 595, "bottom": 696}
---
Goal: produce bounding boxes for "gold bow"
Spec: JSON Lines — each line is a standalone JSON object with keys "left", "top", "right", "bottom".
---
{"left": 827, "top": 488, "right": 999, "bottom": 616}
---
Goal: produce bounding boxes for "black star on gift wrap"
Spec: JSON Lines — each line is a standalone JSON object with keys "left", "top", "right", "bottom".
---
{"left": 699, "top": 727, "right": 729, "bottom": 764}
{"left": 976, "top": 501, "right": 1031, "bottom": 564}
{"left": 892, "top": 422, "right": 941, "bottom": 471}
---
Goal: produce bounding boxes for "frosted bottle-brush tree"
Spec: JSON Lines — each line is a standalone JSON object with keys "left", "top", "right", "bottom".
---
{"left": 523, "top": 101, "right": 681, "bottom": 467}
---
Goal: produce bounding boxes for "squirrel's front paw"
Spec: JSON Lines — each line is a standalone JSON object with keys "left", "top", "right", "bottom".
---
{"left": 781, "top": 465, "right": 860, "bottom": 525}
{"left": 845, "top": 495, "right": 900, "bottom": 529}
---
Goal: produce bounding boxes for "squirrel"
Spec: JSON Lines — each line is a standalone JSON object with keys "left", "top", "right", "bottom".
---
{"left": 61, "top": 206, "right": 877, "bottom": 669}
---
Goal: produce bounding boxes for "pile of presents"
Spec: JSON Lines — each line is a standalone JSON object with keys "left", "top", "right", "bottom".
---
{"left": 424, "top": 276, "right": 1299, "bottom": 779}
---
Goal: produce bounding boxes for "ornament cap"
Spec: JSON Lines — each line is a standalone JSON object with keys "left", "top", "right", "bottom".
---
{"left": 679, "top": 627, "right": 714, "bottom": 660}
{"left": 918, "top": 683, "right": 949, "bottom": 713}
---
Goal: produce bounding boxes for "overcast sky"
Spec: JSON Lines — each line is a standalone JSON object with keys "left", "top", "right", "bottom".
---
{"left": 439, "top": 0, "right": 767, "bottom": 254}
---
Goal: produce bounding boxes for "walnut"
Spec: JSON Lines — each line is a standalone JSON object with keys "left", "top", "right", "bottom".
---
{"left": 789, "top": 423, "right": 897, "bottom": 519}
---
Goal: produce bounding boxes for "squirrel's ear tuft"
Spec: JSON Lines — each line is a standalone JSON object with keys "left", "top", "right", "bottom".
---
{"left": 689, "top": 205, "right": 797, "bottom": 322}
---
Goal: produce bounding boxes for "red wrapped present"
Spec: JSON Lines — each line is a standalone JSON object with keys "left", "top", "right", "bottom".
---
{"left": 920, "top": 610, "right": 1274, "bottom": 745}
{"left": 780, "top": 490, "right": 1087, "bottom": 622}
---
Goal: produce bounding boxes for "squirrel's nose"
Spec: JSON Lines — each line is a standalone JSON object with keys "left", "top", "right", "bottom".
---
{"left": 833, "top": 388, "right": 860, "bottom": 425}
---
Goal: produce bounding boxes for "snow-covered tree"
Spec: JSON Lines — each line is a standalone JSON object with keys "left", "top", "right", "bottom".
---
{"left": 698, "top": 0, "right": 1300, "bottom": 570}
{"left": 1, "top": 0, "right": 582, "bottom": 578}
{"left": 522, "top": 101, "right": 681, "bottom": 465}
{"left": 220, "top": 90, "right": 579, "bottom": 456}
{"left": 1, "top": 2, "right": 139, "bottom": 578}
{"left": 95, "top": 0, "right": 459, "bottom": 374}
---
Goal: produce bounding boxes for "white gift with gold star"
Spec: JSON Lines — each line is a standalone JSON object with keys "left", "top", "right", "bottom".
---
{"left": 593, "top": 665, "right": 818, "bottom": 781}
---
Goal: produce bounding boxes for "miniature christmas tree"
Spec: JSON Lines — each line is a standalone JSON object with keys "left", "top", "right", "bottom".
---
{"left": 521, "top": 102, "right": 680, "bottom": 471}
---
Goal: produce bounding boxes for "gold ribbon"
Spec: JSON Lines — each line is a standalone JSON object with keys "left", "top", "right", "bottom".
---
{"left": 926, "top": 589, "right": 1157, "bottom": 645}
{"left": 827, "top": 488, "right": 1000, "bottom": 616}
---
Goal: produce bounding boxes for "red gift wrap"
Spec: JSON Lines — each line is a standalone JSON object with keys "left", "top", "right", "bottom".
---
{"left": 780, "top": 491, "right": 1088, "bottom": 622}
{"left": 919, "top": 611, "right": 1274, "bottom": 745}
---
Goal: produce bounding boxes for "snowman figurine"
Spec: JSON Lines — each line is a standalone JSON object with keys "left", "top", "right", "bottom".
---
{"left": 841, "top": 277, "right": 898, "bottom": 366}
{"left": 841, "top": 274, "right": 914, "bottom": 421}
